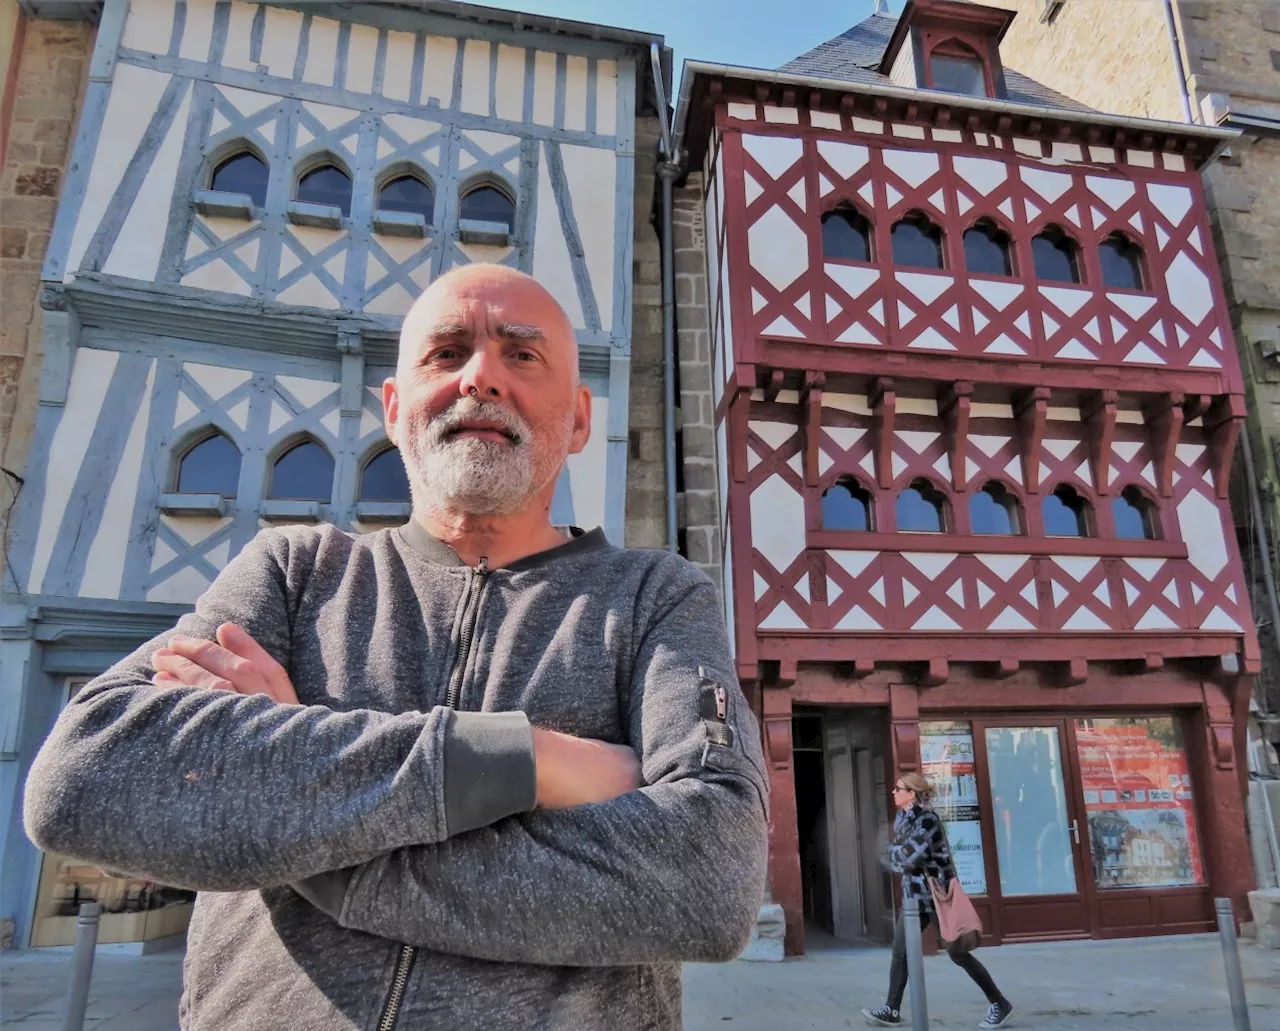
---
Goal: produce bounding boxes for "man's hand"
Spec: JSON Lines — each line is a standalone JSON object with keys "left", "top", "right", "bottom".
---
{"left": 151, "top": 624, "right": 299, "bottom": 704}
{"left": 154, "top": 626, "right": 643, "bottom": 808}
{"left": 531, "top": 729, "right": 643, "bottom": 809}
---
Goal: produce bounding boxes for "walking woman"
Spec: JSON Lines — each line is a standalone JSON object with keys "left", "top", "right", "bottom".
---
{"left": 861, "top": 772, "right": 1014, "bottom": 1029}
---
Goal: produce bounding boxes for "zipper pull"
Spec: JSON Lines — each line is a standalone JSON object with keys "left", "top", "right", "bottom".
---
{"left": 715, "top": 684, "right": 727, "bottom": 721}
{"left": 476, "top": 556, "right": 489, "bottom": 575}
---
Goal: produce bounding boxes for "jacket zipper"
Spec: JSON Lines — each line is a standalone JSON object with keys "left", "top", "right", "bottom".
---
{"left": 377, "top": 556, "right": 490, "bottom": 1031}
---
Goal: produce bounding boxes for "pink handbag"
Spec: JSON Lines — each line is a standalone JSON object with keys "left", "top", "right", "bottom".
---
{"left": 928, "top": 823, "right": 982, "bottom": 952}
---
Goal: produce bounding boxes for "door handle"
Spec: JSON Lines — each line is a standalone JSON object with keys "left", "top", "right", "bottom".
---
{"left": 1068, "top": 819, "right": 1080, "bottom": 845}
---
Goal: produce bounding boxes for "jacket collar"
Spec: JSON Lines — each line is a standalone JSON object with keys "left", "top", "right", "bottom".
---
{"left": 397, "top": 518, "right": 609, "bottom": 570}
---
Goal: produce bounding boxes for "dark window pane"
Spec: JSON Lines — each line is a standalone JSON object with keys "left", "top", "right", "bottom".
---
{"left": 378, "top": 175, "right": 434, "bottom": 222}
{"left": 822, "top": 482, "right": 871, "bottom": 531}
{"left": 460, "top": 186, "right": 514, "bottom": 229}
{"left": 821, "top": 210, "right": 870, "bottom": 262}
{"left": 892, "top": 220, "right": 944, "bottom": 270}
{"left": 1032, "top": 232, "right": 1080, "bottom": 283}
{"left": 971, "top": 484, "right": 1020, "bottom": 535}
{"left": 1100, "top": 236, "right": 1143, "bottom": 290}
{"left": 1043, "top": 486, "right": 1089, "bottom": 537}
{"left": 211, "top": 152, "right": 268, "bottom": 207}
{"left": 1114, "top": 486, "right": 1157, "bottom": 540}
{"left": 269, "top": 440, "right": 334, "bottom": 501}
{"left": 177, "top": 433, "right": 241, "bottom": 498}
{"left": 297, "top": 164, "right": 352, "bottom": 216}
{"left": 930, "top": 54, "right": 987, "bottom": 97}
{"left": 964, "top": 225, "right": 1012, "bottom": 277}
{"left": 361, "top": 448, "right": 411, "bottom": 502}
{"left": 897, "top": 481, "right": 945, "bottom": 532}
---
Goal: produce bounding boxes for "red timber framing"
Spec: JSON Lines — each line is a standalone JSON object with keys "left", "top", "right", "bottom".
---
{"left": 686, "top": 22, "right": 1256, "bottom": 956}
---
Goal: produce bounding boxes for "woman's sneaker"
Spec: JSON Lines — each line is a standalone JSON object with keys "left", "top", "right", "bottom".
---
{"left": 861, "top": 1005, "right": 903, "bottom": 1027}
{"left": 979, "top": 999, "right": 1013, "bottom": 1029}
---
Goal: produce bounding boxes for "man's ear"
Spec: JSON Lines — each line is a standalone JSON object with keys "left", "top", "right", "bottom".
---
{"left": 568, "top": 384, "right": 592, "bottom": 456}
{"left": 382, "top": 378, "right": 400, "bottom": 446}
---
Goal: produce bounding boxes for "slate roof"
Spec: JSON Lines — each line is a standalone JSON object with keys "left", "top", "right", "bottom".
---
{"left": 778, "top": 11, "right": 1092, "bottom": 113}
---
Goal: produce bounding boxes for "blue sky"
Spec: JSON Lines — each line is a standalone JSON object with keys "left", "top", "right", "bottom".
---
{"left": 485, "top": 0, "right": 888, "bottom": 78}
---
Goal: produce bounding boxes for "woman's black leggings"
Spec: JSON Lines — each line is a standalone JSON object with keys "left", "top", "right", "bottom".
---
{"left": 886, "top": 908, "right": 1005, "bottom": 1011}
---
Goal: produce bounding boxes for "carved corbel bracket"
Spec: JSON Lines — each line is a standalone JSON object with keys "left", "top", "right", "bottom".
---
{"left": 1145, "top": 391, "right": 1185, "bottom": 498}
{"left": 763, "top": 369, "right": 785, "bottom": 403}
{"left": 1204, "top": 395, "right": 1246, "bottom": 501}
{"left": 801, "top": 372, "right": 825, "bottom": 487}
{"left": 941, "top": 381, "right": 973, "bottom": 492}
{"left": 729, "top": 364, "right": 756, "bottom": 483}
{"left": 1016, "top": 386, "right": 1050, "bottom": 493}
{"left": 871, "top": 377, "right": 897, "bottom": 490}
{"left": 762, "top": 687, "right": 793, "bottom": 769}
{"left": 1082, "top": 389, "right": 1117, "bottom": 495}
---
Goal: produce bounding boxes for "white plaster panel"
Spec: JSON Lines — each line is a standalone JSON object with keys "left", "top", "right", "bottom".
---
{"left": 182, "top": 258, "right": 252, "bottom": 296}
{"left": 564, "top": 55, "right": 589, "bottom": 131}
{"left": 81, "top": 360, "right": 156, "bottom": 598}
{"left": 221, "top": 1, "right": 258, "bottom": 72}
{"left": 742, "top": 134, "right": 803, "bottom": 181}
{"left": 494, "top": 44, "right": 525, "bottom": 122}
{"left": 532, "top": 50, "right": 557, "bottom": 125}
{"left": 1086, "top": 175, "right": 1135, "bottom": 210}
{"left": 66, "top": 63, "right": 169, "bottom": 279}
{"left": 817, "top": 140, "right": 868, "bottom": 180}
{"left": 460, "top": 39, "right": 491, "bottom": 116}
{"left": 102, "top": 83, "right": 192, "bottom": 281}
{"left": 1148, "top": 183, "right": 1193, "bottom": 226}
{"left": 1178, "top": 491, "right": 1228, "bottom": 580}
{"left": 560, "top": 144, "right": 615, "bottom": 330}
{"left": 28, "top": 349, "right": 119, "bottom": 594}
{"left": 1201, "top": 607, "right": 1242, "bottom": 632}
{"left": 259, "top": 6, "right": 302, "bottom": 78}
{"left": 1165, "top": 252, "right": 1214, "bottom": 325}
{"left": 970, "top": 279, "right": 1022, "bottom": 311}
{"left": 826, "top": 263, "right": 879, "bottom": 300}
{"left": 1062, "top": 609, "right": 1110, "bottom": 631}
{"left": 953, "top": 156, "right": 1006, "bottom": 196}
{"left": 178, "top": 0, "right": 216, "bottom": 61}
{"left": 913, "top": 607, "right": 961, "bottom": 631}
{"left": 423, "top": 36, "right": 458, "bottom": 107}
{"left": 345, "top": 23, "right": 379, "bottom": 94}
{"left": 147, "top": 565, "right": 212, "bottom": 605}
{"left": 750, "top": 474, "right": 806, "bottom": 573}
{"left": 1020, "top": 167, "right": 1072, "bottom": 202}
{"left": 988, "top": 609, "right": 1036, "bottom": 630}
{"left": 122, "top": 0, "right": 175, "bottom": 55}
{"left": 883, "top": 149, "right": 939, "bottom": 188}
{"left": 381, "top": 30, "right": 415, "bottom": 102}
{"left": 566, "top": 395, "right": 608, "bottom": 531}
{"left": 897, "top": 272, "right": 951, "bottom": 305}
{"left": 761, "top": 602, "right": 806, "bottom": 630}
{"left": 302, "top": 16, "right": 340, "bottom": 86}
{"left": 1055, "top": 556, "right": 1099, "bottom": 581}
{"left": 533, "top": 142, "right": 586, "bottom": 328}
{"left": 749, "top": 205, "right": 807, "bottom": 292}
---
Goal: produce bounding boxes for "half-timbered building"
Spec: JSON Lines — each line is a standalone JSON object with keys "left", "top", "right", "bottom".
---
{"left": 672, "top": 0, "right": 1256, "bottom": 953}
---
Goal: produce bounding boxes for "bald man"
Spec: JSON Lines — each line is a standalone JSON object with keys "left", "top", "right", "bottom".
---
{"left": 25, "top": 265, "right": 769, "bottom": 1031}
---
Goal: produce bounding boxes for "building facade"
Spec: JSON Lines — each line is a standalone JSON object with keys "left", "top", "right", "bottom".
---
{"left": 998, "top": 0, "right": 1280, "bottom": 742}
{"left": 673, "top": 0, "right": 1256, "bottom": 954}
{"left": 0, "top": 0, "right": 668, "bottom": 951}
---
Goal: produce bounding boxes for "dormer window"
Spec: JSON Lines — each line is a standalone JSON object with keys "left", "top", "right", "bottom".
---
{"left": 928, "top": 42, "right": 988, "bottom": 98}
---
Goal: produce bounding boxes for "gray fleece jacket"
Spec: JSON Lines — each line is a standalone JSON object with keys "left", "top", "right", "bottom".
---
{"left": 24, "top": 522, "right": 769, "bottom": 1031}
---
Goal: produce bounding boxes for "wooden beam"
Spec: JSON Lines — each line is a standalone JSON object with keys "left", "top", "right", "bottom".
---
{"left": 852, "top": 656, "right": 876, "bottom": 677}
{"left": 942, "top": 381, "right": 974, "bottom": 492}
{"left": 1143, "top": 653, "right": 1165, "bottom": 672}
{"left": 730, "top": 381, "right": 754, "bottom": 483}
{"left": 763, "top": 369, "right": 785, "bottom": 403}
{"left": 1184, "top": 393, "right": 1213, "bottom": 423}
{"left": 872, "top": 377, "right": 897, "bottom": 490}
{"left": 777, "top": 658, "right": 798, "bottom": 688}
{"left": 802, "top": 371, "right": 825, "bottom": 488}
{"left": 1016, "top": 386, "right": 1050, "bottom": 493}
{"left": 1146, "top": 391, "right": 1185, "bottom": 498}
{"left": 1083, "top": 389, "right": 1118, "bottom": 495}
{"left": 1067, "top": 658, "right": 1088, "bottom": 685}
{"left": 923, "top": 657, "right": 949, "bottom": 686}
{"left": 995, "top": 658, "right": 1019, "bottom": 679}
{"left": 840, "top": 94, "right": 856, "bottom": 115}
{"left": 1205, "top": 394, "right": 1246, "bottom": 500}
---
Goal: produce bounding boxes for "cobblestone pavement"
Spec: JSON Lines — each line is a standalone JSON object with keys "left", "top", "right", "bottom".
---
{"left": 3, "top": 931, "right": 1278, "bottom": 1029}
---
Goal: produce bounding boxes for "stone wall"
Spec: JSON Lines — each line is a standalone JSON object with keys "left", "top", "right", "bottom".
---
{"left": 672, "top": 171, "right": 720, "bottom": 590}
{"left": 998, "top": 0, "right": 1183, "bottom": 122}
{"left": 0, "top": 12, "right": 92, "bottom": 574}
{"left": 624, "top": 115, "right": 668, "bottom": 549}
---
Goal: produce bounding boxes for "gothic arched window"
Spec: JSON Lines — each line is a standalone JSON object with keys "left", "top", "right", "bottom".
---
{"left": 360, "top": 447, "right": 412, "bottom": 503}
{"left": 897, "top": 478, "right": 948, "bottom": 533}
{"left": 891, "top": 213, "right": 945, "bottom": 270}
{"left": 460, "top": 184, "right": 515, "bottom": 229}
{"left": 378, "top": 174, "right": 435, "bottom": 223}
{"left": 970, "top": 481, "right": 1022, "bottom": 535}
{"left": 822, "top": 477, "right": 874, "bottom": 531}
{"left": 176, "top": 431, "right": 241, "bottom": 498}
{"left": 268, "top": 439, "right": 335, "bottom": 501}
{"left": 210, "top": 150, "right": 268, "bottom": 207}
{"left": 821, "top": 206, "right": 872, "bottom": 263}
{"left": 1113, "top": 484, "right": 1159, "bottom": 540}
{"left": 1043, "top": 483, "right": 1092, "bottom": 537}
{"left": 964, "top": 220, "right": 1013, "bottom": 277}
{"left": 1032, "top": 227, "right": 1081, "bottom": 284}
{"left": 296, "top": 162, "right": 353, "bottom": 216}
{"left": 1099, "top": 233, "right": 1145, "bottom": 291}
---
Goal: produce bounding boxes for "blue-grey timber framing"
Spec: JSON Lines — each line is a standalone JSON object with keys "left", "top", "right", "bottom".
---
{"left": 0, "top": 0, "right": 668, "bottom": 951}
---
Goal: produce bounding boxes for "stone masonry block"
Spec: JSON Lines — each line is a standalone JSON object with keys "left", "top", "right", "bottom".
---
{"left": 1181, "top": 1, "right": 1209, "bottom": 18}
{"left": 684, "top": 525, "right": 715, "bottom": 564}
{"left": 14, "top": 167, "right": 61, "bottom": 197}
{"left": 679, "top": 360, "right": 712, "bottom": 393}
{"left": 1273, "top": 49, "right": 1280, "bottom": 71}
{"left": 1187, "top": 37, "right": 1219, "bottom": 61}
{"left": 0, "top": 229, "right": 27, "bottom": 259}
{"left": 684, "top": 459, "right": 717, "bottom": 492}
{"left": 673, "top": 248, "right": 703, "bottom": 275}
{"left": 1266, "top": 6, "right": 1280, "bottom": 34}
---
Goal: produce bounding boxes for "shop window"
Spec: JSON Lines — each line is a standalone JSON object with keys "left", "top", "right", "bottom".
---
{"left": 210, "top": 150, "right": 268, "bottom": 207}
{"left": 969, "top": 481, "right": 1022, "bottom": 535}
{"left": 1042, "top": 483, "right": 1092, "bottom": 537}
{"left": 378, "top": 174, "right": 434, "bottom": 223}
{"left": 1074, "top": 716, "right": 1205, "bottom": 889}
{"left": 897, "top": 478, "right": 947, "bottom": 533}
{"left": 920, "top": 720, "right": 986, "bottom": 894}
{"left": 460, "top": 184, "right": 515, "bottom": 230}
{"left": 360, "top": 447, "right": 411, "bottom": 503}
{"left": 890, "top": 213, "right": 944, "bottom": 270}
{"left": 296, "top": 162, "right": 352, "bottom": 216}
{"left": 1099, "top": 233, "right": 1144, "bottom": 291}
{"left": 1113, "top": 485, "right": 1159, "bottom": 540}
{"left": 928, "top": 42, "right": 988, "bottom": 98}
{"left": 821, "top": 206, "right": 872, "bottom": 263}
{"left": 821, "top": 477, "right": 874, "bottom": 531}
{"left": 1032, "top": 227, "right": 1081, "bottom": 284}
{"left": 963, "top": 220, "right": 1013, "bottom": 277}
{"left": 268, "top": 439, "right": 334, "bottom": 501}
{"left": 176, "top": 431, "right": 241, "bottom": 498}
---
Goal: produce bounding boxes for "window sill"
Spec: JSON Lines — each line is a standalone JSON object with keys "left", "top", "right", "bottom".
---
{"left": 458, "top": 218, "right": 511, "bottom": 246}
{"left": 260, "top": 499, "right": 324, "bottom": 522}
{"left": 807, "top": 529, "right": 1188, "bottom": 559}
{"left": 372, "top": 209, "right": 427, "bottom": 238}
{"left": 158, "top": 493, "right": 230, "bottom": 517}
{"left": 192, "top": 190, "right": 254, "bottom": 220}
{"left": 286, "top": 201, "right": 343, "bottom": 230}
{"left": 355, "top": 501, "right": 412, "bottom": 523}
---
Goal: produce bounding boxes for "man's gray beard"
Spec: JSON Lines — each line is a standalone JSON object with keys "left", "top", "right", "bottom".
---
{"left": 402, "top": 398, "right": 568, "bottom": 516}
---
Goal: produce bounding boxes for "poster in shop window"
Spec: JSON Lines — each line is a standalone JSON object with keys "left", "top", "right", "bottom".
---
{"left": 920, "top": 721, "right": 987, "bottom": 896}
{"left": 1074, "top": 718, "right": 1205, "bottom": 889}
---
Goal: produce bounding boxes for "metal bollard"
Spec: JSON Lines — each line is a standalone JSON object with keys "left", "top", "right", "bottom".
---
{"left": 61, "top": 902, "right": 100, "bottom": 1031}
{"left": 1215, "top": 897, "right": 1252, "bottom": 1031}
{"left": 903, "top": 898, "right": 930, "bottom": 1031}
